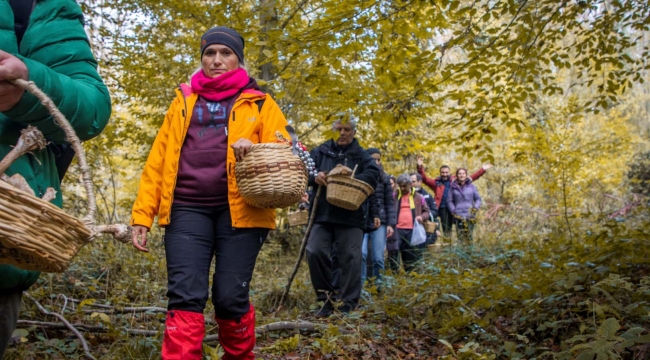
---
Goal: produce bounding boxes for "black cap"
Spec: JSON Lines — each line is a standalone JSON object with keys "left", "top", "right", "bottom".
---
{"left": 366, "top": 148, "right": 381, "bottom": 156}
{"left": 200, "top": 26, "right": 245, "bottom": 63}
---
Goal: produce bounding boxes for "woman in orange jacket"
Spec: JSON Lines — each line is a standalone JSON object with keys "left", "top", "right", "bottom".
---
{"left": 130, "top": 26, "right": 289, "bottom": 360}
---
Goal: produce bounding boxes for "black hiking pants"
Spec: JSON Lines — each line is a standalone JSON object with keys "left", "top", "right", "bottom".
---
{"left": 306, "top": 223, "right": 363, "bottom": 308}
{"left": 164, "top": 204, "right": 268, "bottom": 319}
{"left": 439, "top": 207, "right": 453, "bottom": 236}
{"left": 387, "top": 228, "right": 425, "bottom": 273}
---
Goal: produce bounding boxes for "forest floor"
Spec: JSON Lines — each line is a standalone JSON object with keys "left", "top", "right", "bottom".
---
{"left": 3, "top": 214, "right": 650, "bottom": 359}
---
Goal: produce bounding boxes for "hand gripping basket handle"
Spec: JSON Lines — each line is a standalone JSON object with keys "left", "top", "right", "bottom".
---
{"left": 4, "top": 79, "right": 131, "bottom": 243}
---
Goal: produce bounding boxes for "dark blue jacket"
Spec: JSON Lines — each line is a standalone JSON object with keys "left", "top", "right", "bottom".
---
{"left": 416, "top": 187, "right": 437, "bottom": 219}
{"left": 308, "top": 139, "right": 380, "bottom": 229}
{"left": 365, "top": 171, "right": 396, "bottom": 230}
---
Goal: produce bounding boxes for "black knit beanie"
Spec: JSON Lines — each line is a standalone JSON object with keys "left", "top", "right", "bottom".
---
{"left": 200, "top": 26, "right": 245, "bottom": 63}
{"left": 366, "top": 148, "right": 381, "bottom": 156}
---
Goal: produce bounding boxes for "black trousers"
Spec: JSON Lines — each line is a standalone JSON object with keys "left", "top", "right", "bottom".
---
{"left": 425, "top": 231, "right": 438, "bottom": 245}
{"left": 306, "top": 223, "right": 363, "bottom": 308}
{"left": 387, "top": 228, "right": 425, "bottom": 273}
{"left": 455, "top": 218, "right": 476, "bottom": 244}
{"left": 164, "top": 204, "right": 268, "bottom": 319}
{"left": 0, "top": 290, "right": 22, "bottom": 358}
{"left": 439, "top": 207, "right": 453, "bottom": 236}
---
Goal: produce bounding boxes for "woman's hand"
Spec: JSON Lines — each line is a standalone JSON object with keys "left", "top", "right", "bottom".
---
{"left": 373, "top": 218, "right": 380, "bottom": 229}
{"left": 315, "top": 171, "right": 328, "bottom": 186}
{"left": 231, "top": 138, "right": 254, "bottom": 161}
{"left": 386, "top": 226, "right": 394, "bottom": 238}
{"left": 415, "top": 215, "right": 423, "bottom": 223}
{"left": 131, "top": 225, "right": 150, "bottom": 252}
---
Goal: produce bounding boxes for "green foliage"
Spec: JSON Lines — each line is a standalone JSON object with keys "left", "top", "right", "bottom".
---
{"left": 261, "top": 333, "right": 301, "bottom": 354}
{"left": 5, "top": 205, "right": 650, "bottom": 359}
{"left": 627, "top": 150, "right": 650, "bottom": 196}
{"left": 6, "top": 0, "right": 650, "bottom": 358}
{"left": 74, "top": 0, "right": 650, "bottom": 161}
{"left": 551, "top": 317, "right": 650, "bottom": 360}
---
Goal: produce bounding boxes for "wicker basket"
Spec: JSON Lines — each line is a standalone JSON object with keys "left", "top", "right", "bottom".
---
{"left": 235, "top": 143, "right": 307, "bottom": 208}
{"left": 424, "top": 220, "right": 437, "bottom": 233}
{"left": 0, "top": 79, "right": 130, "bottom": 273}
{"left": 0, "top": 179, "right": 92, "bottom": 272}
{"left": 287, "top": 210, "right": 309, "bottom": 227}
{"left": 326, "top": 166, "right": 374, "bottom": 211}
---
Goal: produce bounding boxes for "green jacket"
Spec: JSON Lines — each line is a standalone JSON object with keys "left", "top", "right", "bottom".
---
{"left": 0, "top": 0, "right": 111, "bottom": 293}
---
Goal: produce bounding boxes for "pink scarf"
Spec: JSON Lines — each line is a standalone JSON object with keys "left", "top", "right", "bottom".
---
{"left": 190, "top": 68, "right": 250, "bottom": 101}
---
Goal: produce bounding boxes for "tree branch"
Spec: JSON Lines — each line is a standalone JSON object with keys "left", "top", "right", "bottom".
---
{"left": 24, "top": 294, "right": 97, "bottom": 360}
{"left": 64, "top": 297, "right": 167, "bottom": 314}
{"left": 17, "top": 319, "right": 349, "bottom": 343}
{"left": 280, "top": 0, "right": 310, "bottom": 30}
{"left": 275, "top": 185, "right": 323, "bottom": 313}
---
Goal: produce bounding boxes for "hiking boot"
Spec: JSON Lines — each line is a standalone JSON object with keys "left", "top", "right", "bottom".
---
{"left": 338, "top": 304, "right": 354, "bottom": 314}
{"left": 315, "top": 302, "right": 334, "bottom": 318}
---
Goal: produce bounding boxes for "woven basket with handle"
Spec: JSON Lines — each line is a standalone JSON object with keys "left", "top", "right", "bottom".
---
{"left": 235, "top": 142, "right": 307, "bottom": 209}
{"left": 0, "top": 79, "right": 131, "bottom": 273}
{"left": 287, "top": 210, "right": 309, "bottom": 227}
{"left": 424, "top": 220, "right": 437, "bottom": 233}
{"left": 326, "top": 164, "right": 374, "bottom": 211}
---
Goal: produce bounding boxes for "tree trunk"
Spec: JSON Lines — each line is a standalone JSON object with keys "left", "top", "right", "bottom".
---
{"left": 259, "top": 0, "right": 277, "bottom": 94}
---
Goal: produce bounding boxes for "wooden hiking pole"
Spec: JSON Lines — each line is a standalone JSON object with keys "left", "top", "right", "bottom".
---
{"left": 275, "top": 185, "right": 322, "bottom": 313}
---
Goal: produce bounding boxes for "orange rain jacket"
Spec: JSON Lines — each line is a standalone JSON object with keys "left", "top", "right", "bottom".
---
{"left": 130, "top": 85, "right": 289, "bottom": 230}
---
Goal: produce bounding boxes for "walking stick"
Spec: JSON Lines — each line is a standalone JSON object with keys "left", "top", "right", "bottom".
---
{"left": 275, "top": 185, "right": 323, "bottom": 313}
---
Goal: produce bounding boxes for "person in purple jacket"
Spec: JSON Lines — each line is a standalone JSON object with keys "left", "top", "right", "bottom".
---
{"left": 447, "top": 168, "right": 482, "bottom": 244}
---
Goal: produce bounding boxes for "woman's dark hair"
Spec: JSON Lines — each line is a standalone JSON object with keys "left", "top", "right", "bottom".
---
{"left": 456, "top": 168, "right": 468, "bottom": 177}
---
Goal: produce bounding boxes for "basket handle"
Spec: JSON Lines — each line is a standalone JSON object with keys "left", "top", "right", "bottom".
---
{"left": 350, "top": 164, "right": 358, "bottom": 178}
{"left": 10, "top": 79, "right": 97, "bottom": 225}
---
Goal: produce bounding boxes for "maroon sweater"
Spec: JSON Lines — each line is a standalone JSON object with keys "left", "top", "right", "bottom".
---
{"left": 173, "top": 96, "right": 233, "bottom": 206}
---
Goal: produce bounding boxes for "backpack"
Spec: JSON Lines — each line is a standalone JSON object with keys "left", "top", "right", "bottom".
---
{"left": 10, "top": 0, "right": 77, "bottom": 183}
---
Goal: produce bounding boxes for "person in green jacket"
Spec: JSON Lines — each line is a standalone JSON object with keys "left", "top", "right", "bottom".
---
{"left": 0, "top": 0, "right": 111, "bottom": 355}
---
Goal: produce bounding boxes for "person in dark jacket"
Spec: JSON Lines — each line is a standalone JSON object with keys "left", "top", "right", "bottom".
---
{"left": 387, "top": 174, "right": 430, "bottom": 273}
{"left": 361, "top": 148, "right": 396, "bottom": 289}
{"left": 447, "top": 168, "right": 482, "bottom": 244}
{"left": 332, "top": 192, "right": 379, "bottom": 298}
{"left": 306, "top": 116, "right": 379, "bottom": 317}
{"left": 0, "top": 1, "right": 111, "bottom": 356}
{"left": 411, "top": 173, "right": 440, "bottom": 245}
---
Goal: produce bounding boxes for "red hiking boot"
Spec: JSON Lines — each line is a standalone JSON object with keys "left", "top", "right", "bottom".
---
{"left": 215, "top": 304, "right": 256, "bottom": 360}
{"left": 161, "top": 310, "right": 205, "bottom": 360}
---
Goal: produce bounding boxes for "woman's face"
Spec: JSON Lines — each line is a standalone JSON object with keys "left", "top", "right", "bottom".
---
{"left": 390, "top": 178, "right": 396, "bottom": 191}
{"left": 457, "top": 169, "right": 467, "bottom": 182}
{"left": 398, "top": 182, "right": 411, "bottom": 194}
{"left": 201, "top": 44, "right": 240, "bottom": 78}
